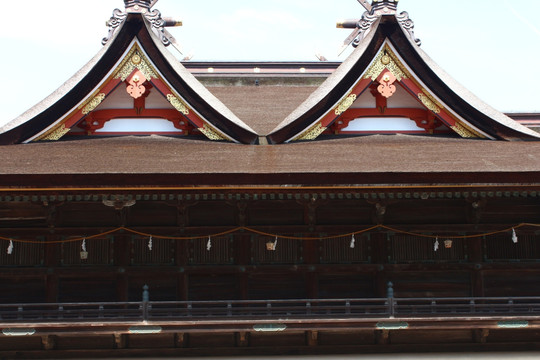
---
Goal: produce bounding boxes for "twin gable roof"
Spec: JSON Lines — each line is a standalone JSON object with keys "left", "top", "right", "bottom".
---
{"left": 0, "top": 0, "right": 537, "bottom": 145}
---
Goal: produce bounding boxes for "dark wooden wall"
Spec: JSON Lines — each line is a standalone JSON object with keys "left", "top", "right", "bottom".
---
{"left": 0, "top": 231, "right": 540, "bottom": 304}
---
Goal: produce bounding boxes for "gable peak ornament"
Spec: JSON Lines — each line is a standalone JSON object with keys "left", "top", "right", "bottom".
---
{"left": 124, "top": 0, "right": 155, "bottom": 13}
{"left": 370, "top": 0, "right": 399, "bottom": 16}
{"left": 338, "top": 0, "right": 420, "bottom": 54}
{"left": 103, "top": 0, "right": 183, "bottom": 54}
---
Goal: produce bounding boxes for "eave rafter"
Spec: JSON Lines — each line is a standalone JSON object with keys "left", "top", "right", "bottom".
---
{"left": 293, "top": 43, "right": 486, "bottom": 142}
{"left": 35, "top": 43, "right": 228, "bottom": 142}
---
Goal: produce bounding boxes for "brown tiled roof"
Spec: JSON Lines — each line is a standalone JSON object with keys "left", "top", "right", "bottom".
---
{"left": 206, "top": 86, "right": 318, "bottom": 135}
{"left": 1, "top": 135, "right": 539, "bottom": 187}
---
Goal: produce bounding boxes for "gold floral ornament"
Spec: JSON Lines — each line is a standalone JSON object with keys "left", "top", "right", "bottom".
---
{"left": 294, "top": 122, "right": 327, "bottom": 141}
{"left": 451, "top": 123, "right": 479, "bottom": 138}
{"left": 82, "top": 93, "right": 106, "bottom": 115}
{"left": 199, "top": 125, "right": 226, "bottom": 141}
{"left": 418, "top": 93, "right": 441, "bottom": 114}
{"left": 40, "top": 124, "right": 70, "bottom": 141}
{"left": 113, "top": 47, "right": 158, "bottom": 82}
{"left": 364, "top": 47, "right": 409, "bottom": 81}
{"left": 166, "top": 94, "right": 190, "bottom": 115}
{"left": 335, "top": 94, "right": 357, "bottom": 116}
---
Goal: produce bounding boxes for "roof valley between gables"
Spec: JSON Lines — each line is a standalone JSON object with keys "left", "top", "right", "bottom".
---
{"left": 0, "top": 0, "right": 258, "bottom": 145}
{"left": 266, "top": 0, "right": 539, "bottom": 144}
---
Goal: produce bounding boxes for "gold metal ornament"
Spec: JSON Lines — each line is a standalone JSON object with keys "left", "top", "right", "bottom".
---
{"left": 199, "top": 124, "right": 226, "bottom": 141}
{"left": 166, "top": 94, "right": 190, "bottom": 115}
{"left": 364, "top": 46, "right": 409, "bottom": 81}
{"left": 131, "top": 54, "right": 142, "bottom": 64}
{"left": 114, "top": 46, "right": 158, "bottom": 81}
{"left": 451, "top": 123, "right": 478, "bottom": 138}
{"left": 82, "top": 93, "right": 106, "bottom": 115}
{"left": 335, "top": 94, "right": 357, "bottom": 115}
{"left": 40, "top": 124, "right": 70, "bottom": 141}
{"left": 418, "top": 93, "right": 441, "bottom": 114}
{"left": 295, "top": 122, "right": 327, "bottom": 141}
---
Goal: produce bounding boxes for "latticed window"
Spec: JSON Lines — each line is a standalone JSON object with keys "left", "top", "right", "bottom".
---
{"left": 320, "top": 234, "right": 371, "bottom": 264}
{"left": 62, "top": 237, "right": 113, "bottom": 266}
{"left": 0, "top": 237, "right": 44, "bottom": 267}
{"left": 388, "top": 234, "right": 467, "bottom": 263}
{"left": 251, "top": 235, "right": 301, "bottom": 264}
{"left": 131, "top": 236, "right": 174, "bottom": 265}
{"left": 189, "top": 236, "right": 234, "bottom": 265}
{"left": 484, "top": 233, "right": 540, "bottom": 261}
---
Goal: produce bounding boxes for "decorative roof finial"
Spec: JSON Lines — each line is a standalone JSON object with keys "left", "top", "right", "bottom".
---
{"left": 370, "top": 0, "right": 399, "bottom": 16}
{"left": 102, "top": 0, "right": 183, "bottom": 55}
{"left": 124, "top": 0, "right": 155, "bottom": 13}
{"left": 338, "top": 0, "right": 420, "bottom": 54}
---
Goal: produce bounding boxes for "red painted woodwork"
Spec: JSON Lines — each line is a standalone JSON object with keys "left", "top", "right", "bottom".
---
{"left": 64, "top": 69, "right": 208, "bottom": 137}
{"left": 149, "top": 77, "right": 206, "bottom": 129}
{"left": 80, "top": 108, "right": 194, "bottom": 134}
{"left": 327, "top": 79, "right": 449, "bottom": 134}
{"left": 377, "top": 71, "right": 397, "bottom": 98}
{"left": 63, "top": 78, "right": 123, "bottom": 129}
{"left": 126, "top": 70, "right": 149, "bottom": 99}
{"left": 320, "top": 78, "right": 373, "bottom": 128}
{"left": 400, "top": 78, "right": 457, "bottom": 128}
{"left": 329, "top": 107, "right": 443, "bottom": 134}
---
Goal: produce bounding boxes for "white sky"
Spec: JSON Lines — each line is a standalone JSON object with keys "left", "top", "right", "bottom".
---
{"left": 0, "top": 0, "right": 539, "bottom": 126}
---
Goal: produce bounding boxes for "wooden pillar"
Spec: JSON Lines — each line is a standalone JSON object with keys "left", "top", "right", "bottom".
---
{"left": 235, "top": 234, "right": 251, "bottom": 266}
{"left": 115, "top": 234, "right": 131, "bottom": 267}
{"left": 472, "top": 268, "right": 485, "bottom": 297}
{"left": 306, "top": 272, "right": 318, "bottom": 299}
{"left": 115, "top": 234, "right": 130, "bottom": 302}
{"left": 304, "top": 236, "right": 319, "bottom": 299}
{"left": 239, "top": 273, "right": 248, "bottom": 300}
{"left": 116, "top": 272, "right": 129, "bottom": 302}
{"left": 372, "top": 232, "right": 388, "bottom": 298}
{"left": 176, "top": 238, "right": 189, "bottom": 267}
{"left": 469, "top": 237, "right": 483, "bottom": 263}
{"left": 45, "top": 273, "right": 59, "bottom": 303}
{"left": 371, "top": 232, "right": 388, "bottom": 265}
{"left": 236, "top": 234, "right": 251, "bottom": 301}
{"left": 45, "top": 234, "right": 60, "bottom": 303}
{"left": 177, "top": 273, "right": 188, "bottom": 301}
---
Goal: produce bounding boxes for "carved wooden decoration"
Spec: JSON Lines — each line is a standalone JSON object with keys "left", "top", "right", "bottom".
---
{"left": 126, "top": 70, "right": 148, "bottom": 99}
{"left": 377, "top": 71, "right": 397, "bottom": 98}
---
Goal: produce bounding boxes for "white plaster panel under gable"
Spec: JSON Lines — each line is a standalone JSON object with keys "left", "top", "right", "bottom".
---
{"left": 350, "top": 89, "right": 375, "bottom": 108}
{"left": 386, "top": 85, "right": 423, "bottom": 109}
{"left": 342, "top": 117, "right": 422, "bottom": 132}
{"left": 95, "top": 118, "right": 182, "bottom": 133}
{"left": 350, "top": 84, "right": 423, "bottom": 109}
{"left": 96, "top": 85, "right": 174, "bottom": 110}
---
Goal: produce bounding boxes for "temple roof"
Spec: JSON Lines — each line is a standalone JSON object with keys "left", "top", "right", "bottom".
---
{"left": 0, "top": 0, "right": 538, "bottom": 146}
{"left": 0, "top": 3, "right": 258, "bottom": 145}
{"left": 1, "top": 135, "right": 539, "bottom": 189}
{"left": 266, "top": 4, "right": 539, "bottom": 143}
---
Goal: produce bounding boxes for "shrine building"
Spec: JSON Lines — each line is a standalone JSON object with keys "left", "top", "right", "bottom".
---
{"left": 0, "top": 0, "right": 540, "bottom": 358}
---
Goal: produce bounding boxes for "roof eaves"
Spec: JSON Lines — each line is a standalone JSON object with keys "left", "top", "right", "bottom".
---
{"left": 388, "top": 16, "right": 540, "bottom": 141}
